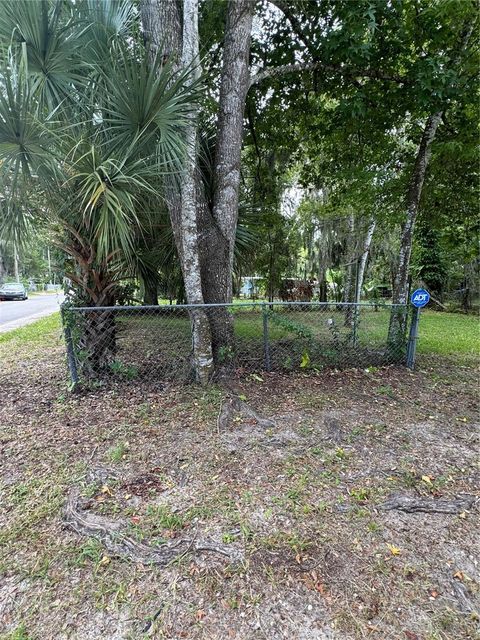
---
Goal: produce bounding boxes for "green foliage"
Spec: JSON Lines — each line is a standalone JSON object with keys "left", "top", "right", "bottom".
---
{"left": 107, "top": 442, "right": 129, "bottom": 463}
{"left": 0, "top": 0, "right": 199, "bottom": 304}
{"left": 243, "top": 0, "right": 478, "bottom": 302}
{"left": 268, "top": 311, "right": 314, "bottom": 340}
{"left": 1, "top": 624, "right": 32, "bottom": 640}
{"left": 413, "top": 220, "right": 448, "bottom": 298}
{"left": 0, "top": 0, "right": 477, "bottom": 308}
{"left": 108, "top": 360, "right": 138, "bottom": 380}
{"left": 145, "top": 505, "right": 186, "bottom": 531}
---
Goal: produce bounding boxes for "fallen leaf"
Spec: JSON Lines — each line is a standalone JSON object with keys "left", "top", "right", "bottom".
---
{"left": 315, "top": 582, "right": 326, "bottom": 595}
{"left": 453, "top": 571, "right": 464, "bottom": 581}
{"left": 387, "top": 544, "right": 401, "bottom": 556}
{"left": 421, "top": 475, "right": 433, "bottom": 486}
{"left": 99, "top": 555, "right": 110, "bottom": 566}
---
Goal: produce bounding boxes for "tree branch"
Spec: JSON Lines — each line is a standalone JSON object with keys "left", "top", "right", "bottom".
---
{"left": 248, "top": 60, "right": 408, "bottom": 89}
{"left": 249, "top": 61, "right": 320, "bottom": 88}
{"left": 261, "top": 0, "right": 410, "bottom": 89}
{"left": 269, "top": 0, "right": 317, "bottom": 57}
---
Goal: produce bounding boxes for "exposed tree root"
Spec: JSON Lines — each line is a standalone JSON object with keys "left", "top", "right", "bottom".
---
{"left": 64, "top": 488, "right": 243, "bottom": 566}
{"left": 451, "top": 579, "right": 480, "bottom": 615}
{"left": 217, "top": 387, "right": 276, "bottom": 432}
{"left": 381, "top": 494, "right": 476, "bottom": 514}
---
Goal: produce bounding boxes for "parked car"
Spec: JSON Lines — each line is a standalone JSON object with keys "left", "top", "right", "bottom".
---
{"left": 0, "top": 283, "right": 28, "bottom": 300}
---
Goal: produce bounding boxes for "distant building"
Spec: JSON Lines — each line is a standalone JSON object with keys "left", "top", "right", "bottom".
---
{"left": 240, "top": 277, "right": 262, "bottom": 298}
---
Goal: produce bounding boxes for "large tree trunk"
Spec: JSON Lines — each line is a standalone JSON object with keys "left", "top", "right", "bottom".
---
{"left": 199, "top": 0, "right": 254, "bottom": 359}
{"left": 177, "top": 0, "right": 213, "bottom": 383}
{"left": 388, "top": 111, "right": 443, "bottom": 347}
{"left": 197, "top": 193, "right": 233, "bottom": 360}
{"left": 209, "top": 0, "right": 253, "bottom": 300}
{"left": 141, "top": 0, "right": 254, "bottom": 375}
{"left": 140, "top": 0, "right": 182, "bottom": 65}
{"left": 140, "top": 0, "right": 213, "bottom": 384}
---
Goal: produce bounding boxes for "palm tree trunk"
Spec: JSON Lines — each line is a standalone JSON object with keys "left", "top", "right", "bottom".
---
{"left": 141, "top": 275, "right": 159, "bottom": 306}
{"left": 0, "top": 245, "right": 5, "bottom": 283}
{"left": 13, "top": 243, "right": 20, "bottom": 281}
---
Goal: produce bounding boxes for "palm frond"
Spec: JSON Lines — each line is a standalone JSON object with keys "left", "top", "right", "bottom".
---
{"left": 0, "top": 0, "right": 86, "bottom": 111}
{"left": 100, "top": 43, "right": 202, "bottom": 171}
{"left": 0, "top": 58, "right": 56, "bottom": 220}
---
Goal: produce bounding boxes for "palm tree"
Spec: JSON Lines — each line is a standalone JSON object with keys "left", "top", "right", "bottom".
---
{"left": 0, "top": 0, "right": 200, "bottom": 371}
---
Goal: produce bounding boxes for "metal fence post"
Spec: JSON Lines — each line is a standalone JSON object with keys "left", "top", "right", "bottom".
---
{"left": 61, "top": 307, "right": 79, "bottom": 389}
{"left": 262, "top": 303, "right": 271, "bottom": 372}
{"left": 406, "top": 306, "right": 420, "bottom": 369}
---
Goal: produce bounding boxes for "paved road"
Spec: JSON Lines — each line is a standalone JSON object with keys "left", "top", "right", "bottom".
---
{"left": 0, "top": 294, "right": 64, "bottom": 332}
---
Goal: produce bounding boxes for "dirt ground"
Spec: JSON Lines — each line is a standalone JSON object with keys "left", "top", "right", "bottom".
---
{"left": 0, "top": 331, "right": 479, "bottom": 640}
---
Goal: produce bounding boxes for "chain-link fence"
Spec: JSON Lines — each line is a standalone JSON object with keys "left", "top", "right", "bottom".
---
{"left": 62, "top": 302, "right": 410, "bottom": 386}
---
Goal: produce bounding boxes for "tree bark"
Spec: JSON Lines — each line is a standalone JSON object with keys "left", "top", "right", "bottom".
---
{"left": 211, "top": 0, "right": 253, "bottom": 297}
{"left": 355, "top": 219, "right": 376, "bottom": 305}
{"left": 177, "top": 0, "right": 213, "bottom": 383}
{"left": 343, "top": 213, "right": 356, "bottom": 326}
{"left": 388, "top": 111, "right": 443, "bottom": 345}
{"left": 199, "top": 0, "right": 254, "bottom": 360}
{"left": 62, "top": 239, "right": 118, "bottom": 375}
{"left": 140, "top": 0, "right": 213, "bottom": 383}
{"left": 140, "top": 0, "right": 182, "bottom": 66}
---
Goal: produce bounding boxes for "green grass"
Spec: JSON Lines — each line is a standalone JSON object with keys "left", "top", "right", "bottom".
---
{"left": 0, "top": 313, "right": 61, "bottom": 346}
{"left": 1, "top": 308, "right": 478, "bottom": 369}
{"left": 417, "top": 310, "right": 479, "bottom": 357}
{"left": 0, "top": 625, "right": 33, "bottom": 640}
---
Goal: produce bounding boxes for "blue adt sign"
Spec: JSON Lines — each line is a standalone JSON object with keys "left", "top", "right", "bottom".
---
{"left": 411, "top": 288, "right": 430, "bottom": 308}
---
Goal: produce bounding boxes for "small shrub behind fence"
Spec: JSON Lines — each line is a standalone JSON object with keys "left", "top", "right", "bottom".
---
{"left": 62, "top": 301, "right": 409, "bottom": 386}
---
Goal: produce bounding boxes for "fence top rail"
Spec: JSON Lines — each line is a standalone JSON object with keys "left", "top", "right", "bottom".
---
{"left": 66, "top": 301, "right": 408, "bottom": 312}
